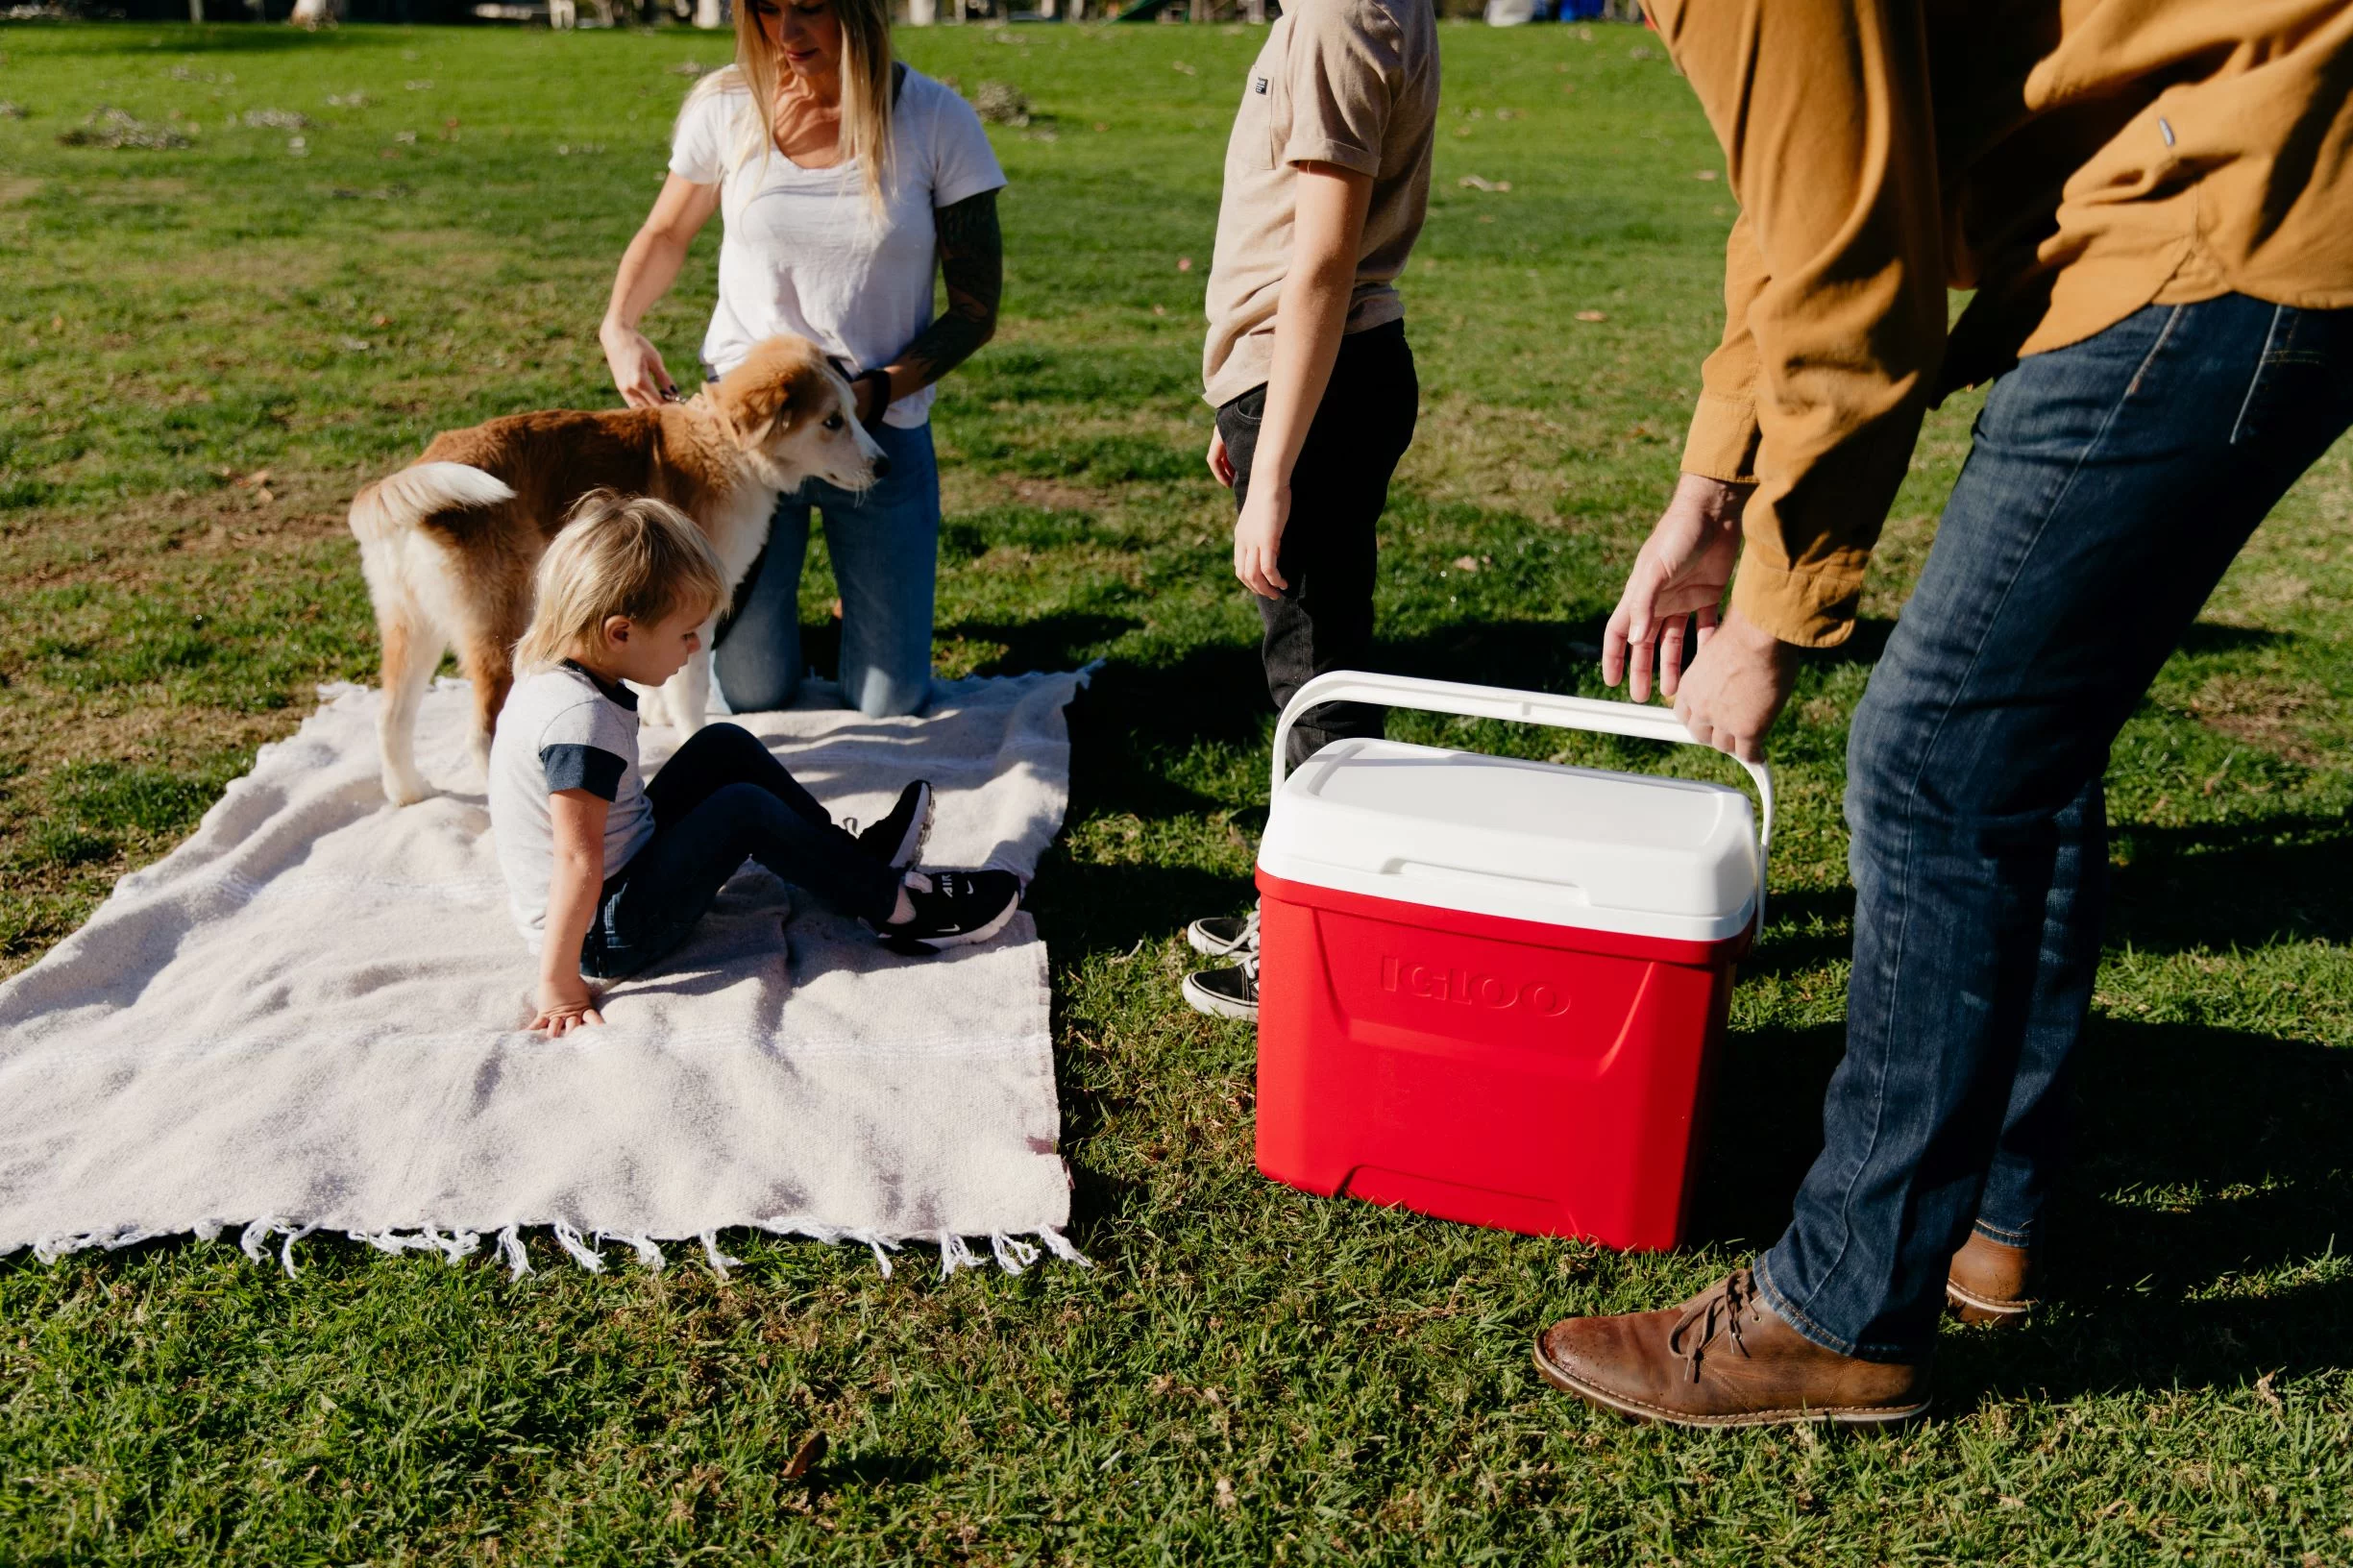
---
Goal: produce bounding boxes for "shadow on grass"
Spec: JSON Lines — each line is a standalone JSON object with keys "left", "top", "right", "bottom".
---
{"left": 1691, "top": 1014, "right": 2353, "bottom": 1397}
{"left": 2107, "top": 812, "right": 2353, "bottom": 950}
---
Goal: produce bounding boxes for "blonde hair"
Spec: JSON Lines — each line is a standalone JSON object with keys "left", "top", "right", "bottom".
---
{"left": 684, "top": 0, "right": 895, "bottom": 214}
{"left": 515, "top": 493, "right": 728, "bottom": 674}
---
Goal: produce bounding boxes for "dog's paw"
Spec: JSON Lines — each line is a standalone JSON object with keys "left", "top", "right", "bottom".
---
{"left": 383, "top": 768, "right": 433, "bottom": 807}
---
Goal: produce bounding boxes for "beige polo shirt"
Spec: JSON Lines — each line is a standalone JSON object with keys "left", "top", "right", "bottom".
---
{"left": 1201, "top": 0, "right": 1439, "bottom": 409}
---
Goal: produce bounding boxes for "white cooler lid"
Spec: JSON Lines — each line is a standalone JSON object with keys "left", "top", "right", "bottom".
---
{"left": 1257, "top": 738, "right": 1760, "bottom": 943}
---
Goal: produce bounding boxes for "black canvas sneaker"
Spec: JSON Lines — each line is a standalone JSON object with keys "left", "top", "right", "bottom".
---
{"left": 1186, "top": 905, "right": 1260, "bottom": 958}
{"left": 1182, "top": 951, "right": 1259, "bottom": 1020}
{"left": 848, "top": 780, "right": 934, "bottom": 870}
{"left": 878, "top": 869, "right": 1022, "bottom": 951}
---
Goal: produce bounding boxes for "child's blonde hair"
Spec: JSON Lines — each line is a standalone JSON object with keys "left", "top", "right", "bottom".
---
{"left": 515, "top": 492, "right": 728, "bottom": 674}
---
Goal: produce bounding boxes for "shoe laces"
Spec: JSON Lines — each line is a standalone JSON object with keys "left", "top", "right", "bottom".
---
{"left": 1667, "top": 1268, "right": 1759, "bottom": 1383}
{"left": 1237, "top": 906, "right": 1261, "bottom": 951}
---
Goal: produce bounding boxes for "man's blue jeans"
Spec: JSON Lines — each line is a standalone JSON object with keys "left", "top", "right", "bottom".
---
{"left": 1752, "top": 296, "right": 2353, "bottom": 1360}
{"left": 713, "top": 419, "right": 941, "bottom": 718}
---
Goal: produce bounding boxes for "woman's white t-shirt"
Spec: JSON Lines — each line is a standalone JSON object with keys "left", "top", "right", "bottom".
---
{"left": 670, "top": 68, "right": 1006, "bottom": 429}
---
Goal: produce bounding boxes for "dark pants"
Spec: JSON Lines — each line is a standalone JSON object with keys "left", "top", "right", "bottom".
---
{"left": 1752, "top": 296, "right": 2353, "bottom": 1360}
{"left": 579, "top": 723, "right": 902, "bottom": 980}
{"left": 1216, "top": 319, "right": 1419, "bottom": 772}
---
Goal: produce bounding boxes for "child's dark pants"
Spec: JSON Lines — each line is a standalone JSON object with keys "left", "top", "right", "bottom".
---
{"left": 579, "top": 723, "right": 901, "bottom": 980}
{"left": 1215, "top": 319, "right": 1420, "bottom": 772}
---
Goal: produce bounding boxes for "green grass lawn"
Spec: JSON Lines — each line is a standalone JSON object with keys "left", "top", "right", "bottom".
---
{"left": 4, "top": 16, "right": 2352, "bottom": 1563}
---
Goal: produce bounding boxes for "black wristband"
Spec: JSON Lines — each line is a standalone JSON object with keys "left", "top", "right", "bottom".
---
{"left": 853, "top": 369, "right": 892, "bottom": 423}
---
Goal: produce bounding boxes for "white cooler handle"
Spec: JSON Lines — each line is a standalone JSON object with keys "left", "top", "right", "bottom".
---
{"left": 1270, "top": 670, "right": 1774, "bottom": 933}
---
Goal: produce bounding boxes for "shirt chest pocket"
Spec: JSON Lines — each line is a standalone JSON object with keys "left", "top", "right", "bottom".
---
{"left": 1248, "top": 26, "right": 1294, "bottom": 170}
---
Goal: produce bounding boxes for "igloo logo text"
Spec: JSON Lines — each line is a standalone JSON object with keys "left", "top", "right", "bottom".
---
{"left": 1380, "top": 956, "right": 1570, "bottom": 1017}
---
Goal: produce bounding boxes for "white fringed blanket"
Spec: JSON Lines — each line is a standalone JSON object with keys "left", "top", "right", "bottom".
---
{"left": 0, "top": 672, "right": 1090, "bottom": 1280}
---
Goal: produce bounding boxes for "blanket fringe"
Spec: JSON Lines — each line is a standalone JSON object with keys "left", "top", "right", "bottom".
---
{"left": 699, "top": 1231, "right": 741, "bottom": 1278}
{"left": 936, "top": 1231, "right": 983, "bottom": 1279}
{"left": 551, "top": 1223, "right": 605, "bottom": 1273}
{"left": 13, "top": 1221, "right": 1087, "bottom": 1280}
{"left": 498, "top": 1226, "right": 531, "bottom": 1280}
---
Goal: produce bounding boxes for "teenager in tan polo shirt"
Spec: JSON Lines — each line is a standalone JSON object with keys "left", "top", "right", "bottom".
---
{"left": 1180, "top": 0, "right": 1440, "bottom": 1021}
{"left": 1533, "top": 0, "right": 2353, "bottom": 1427}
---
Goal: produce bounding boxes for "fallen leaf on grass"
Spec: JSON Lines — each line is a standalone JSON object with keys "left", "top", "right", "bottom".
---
{"left": 1177, "top": 257, "right": 1191, "bottom": 272}
{"left": 1693, "top": 169, "right": 1718, "bottom": 180}
{"left": 782, "top": 1431, "right": 827, "bottom": 1481}
{"left": 2255, "top": 1369, "right": 2284, "bottom": 1412}
{"left": 1457, "top": 174, "right": 1512, "bottom": 192}
{"left": 1214, "top": 1476, "right": 1236, "bottom": 1508}
{"left": 1576, "top": 310, "right": 1607, "bottom": 322}
{"left": 1451, "top": 555, "right": 1480, "bottom": 573}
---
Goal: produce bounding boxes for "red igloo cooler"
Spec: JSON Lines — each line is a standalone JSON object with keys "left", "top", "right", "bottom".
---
{"left": 1252, "top": 672, "right": 1773, "bottom": 1251}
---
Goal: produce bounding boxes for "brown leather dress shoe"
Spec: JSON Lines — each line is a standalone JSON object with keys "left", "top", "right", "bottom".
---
{"left": 1946, "top": 1231, "right": 2037, "bottom": 1327}
{"left": 1533, "top": 1268, "right": 1931, "bottom": 1429}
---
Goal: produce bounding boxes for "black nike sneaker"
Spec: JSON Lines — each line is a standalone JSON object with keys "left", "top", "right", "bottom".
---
{"left": 878, "top": 869, "right": 1022, "bottom": 951}
{"left": 849, "top": 780, "right": 934, "bottom": 870}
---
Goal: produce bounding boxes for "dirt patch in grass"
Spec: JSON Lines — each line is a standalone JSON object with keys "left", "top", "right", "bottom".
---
{"left": 1398, "top": 393, "right": 1602, "bottom": 519}
{"left": 0, "top": 480, "right": 355, "bottom": 583}
{"left": 0, "top": 177, "right": 44, "bottom": 206}
{"left": 2187, "top": 673, "right": 2331, "bottom": 767}
{"left": 993, "top": 475, "right": 1123, "bottom": 514}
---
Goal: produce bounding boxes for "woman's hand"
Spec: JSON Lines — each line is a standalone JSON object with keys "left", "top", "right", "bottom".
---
{"left": 602, "top": 320, "right": 678, "bottom": 410}
{"left": 1207, "top": 427, "right": 1237, "bottom": 488}
{"left": 1234, "top": 480, "right": 1290, "bottom": 599}
{"left": 601, "top": 174, "right": 719, "bottom": 408}
{"left": 530, "top": 973, "right": 605, "bottom": 1038}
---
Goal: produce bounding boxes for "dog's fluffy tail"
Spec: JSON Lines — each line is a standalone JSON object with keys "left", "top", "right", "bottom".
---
{"left": 348, "top": 461, "right": 515, "bottom": 544}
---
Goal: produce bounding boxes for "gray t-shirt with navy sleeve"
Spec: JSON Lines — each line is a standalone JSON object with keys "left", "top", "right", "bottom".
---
{"left": 487, "top": 663, "right": 656, "bottom": 946}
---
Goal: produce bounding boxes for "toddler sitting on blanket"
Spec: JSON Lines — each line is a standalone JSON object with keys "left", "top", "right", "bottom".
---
{"left": 489, "top": 492, "right": 1023, "bottom": 1038}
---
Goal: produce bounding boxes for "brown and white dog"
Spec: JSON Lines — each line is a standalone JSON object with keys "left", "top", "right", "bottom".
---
{"left": 349, "top": 334, "right": 885, "bottom": 806}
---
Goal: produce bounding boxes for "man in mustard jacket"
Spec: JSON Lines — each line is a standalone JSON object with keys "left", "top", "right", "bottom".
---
{"left": 1538, "top": 0, "right": 2353, "bottom": 1426}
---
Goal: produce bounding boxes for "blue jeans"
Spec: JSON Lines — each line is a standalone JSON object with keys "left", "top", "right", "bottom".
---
{"left": 1752, "top": 296, "right": 2353, "bottom": 1360}
{"left": 578, "top": 723, "right": 902, "bottom": 980}
{"left": 713, "top": 420, "right": 941, "bottom": 718}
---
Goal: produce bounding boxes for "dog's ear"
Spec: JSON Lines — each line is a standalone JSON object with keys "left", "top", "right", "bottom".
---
{"left": 712, "top": 337, "right": 835, "bottom": 449}
{"left": 711, "top": 352, "right": 787, "bottom": 449}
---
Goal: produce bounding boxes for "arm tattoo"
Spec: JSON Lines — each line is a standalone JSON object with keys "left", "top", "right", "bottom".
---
{"left": 897, "top": 188, "right": 1002, "bottom": 391}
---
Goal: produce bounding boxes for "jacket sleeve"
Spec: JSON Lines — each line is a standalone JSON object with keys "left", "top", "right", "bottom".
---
{"left": 1680, "top": 209, "right": 1768, "bottom": 484}
{"left": 1656, "top": 0, "right": 1947, "bottom": 648}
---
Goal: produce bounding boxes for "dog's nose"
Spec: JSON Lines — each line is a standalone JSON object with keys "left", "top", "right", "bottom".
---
{"left": 870, "top": 453, "right": 892, "bottom": 479}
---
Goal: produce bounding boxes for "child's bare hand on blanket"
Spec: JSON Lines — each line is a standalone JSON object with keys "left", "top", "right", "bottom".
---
{"left": 531, "top": 975, "right": 605, "bottom": 1038}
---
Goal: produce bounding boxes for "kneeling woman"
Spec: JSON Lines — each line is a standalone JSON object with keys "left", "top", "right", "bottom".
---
{"left": 600, "top": 0, "right": 1004, "bottom": 716}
